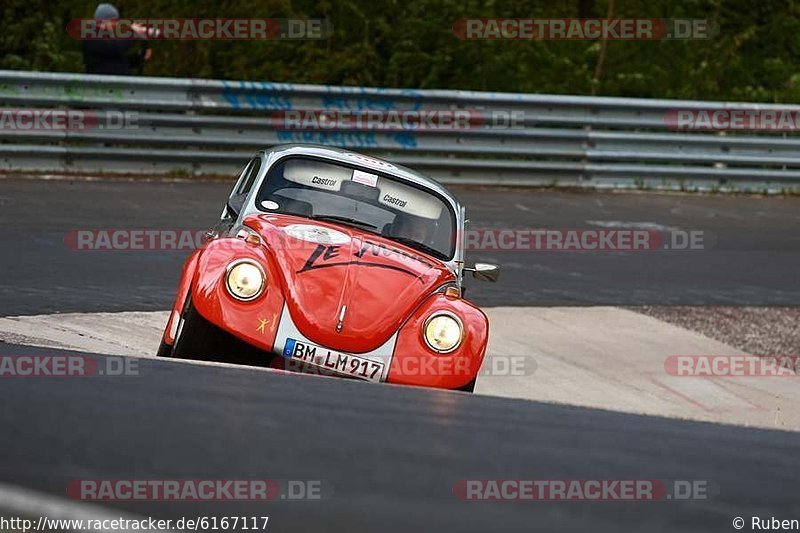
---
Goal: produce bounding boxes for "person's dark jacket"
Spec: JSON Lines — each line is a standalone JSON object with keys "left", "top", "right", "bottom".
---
{"left": 82, "top": 3, "right": 146, "bottom": 75}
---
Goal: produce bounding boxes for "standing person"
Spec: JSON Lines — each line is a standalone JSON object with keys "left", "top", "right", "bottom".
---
{"left": 82, "top": 3, "right": 153, "bottom": 75}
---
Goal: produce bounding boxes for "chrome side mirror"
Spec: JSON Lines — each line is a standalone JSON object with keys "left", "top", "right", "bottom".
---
{"left": 467, "top": 263, "right": 500, "bottom": 282}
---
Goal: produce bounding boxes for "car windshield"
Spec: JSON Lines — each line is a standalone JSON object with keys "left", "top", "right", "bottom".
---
{"left": 255, "top": 157, "right": 455, "bottom": 260}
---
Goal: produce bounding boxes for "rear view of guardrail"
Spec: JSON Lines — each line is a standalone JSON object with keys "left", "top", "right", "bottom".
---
{"left": 1, "top": 69, "right": 799, "bottom": 192}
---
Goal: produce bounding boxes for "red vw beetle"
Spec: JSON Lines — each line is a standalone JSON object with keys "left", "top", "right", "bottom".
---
{"left": 157, "top": 145, "right": 499, "bottom": 391}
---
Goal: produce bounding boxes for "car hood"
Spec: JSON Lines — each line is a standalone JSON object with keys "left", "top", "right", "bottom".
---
{"left": 243, "top": 214, "right": 455, "bottom": 353}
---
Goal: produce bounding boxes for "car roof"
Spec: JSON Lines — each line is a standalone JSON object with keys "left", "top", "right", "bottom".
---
{"left": 259, "top": 144, "right": 462, "bottom": 211}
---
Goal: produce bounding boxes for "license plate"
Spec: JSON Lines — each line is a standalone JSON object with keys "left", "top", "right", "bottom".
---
{"left": 282, "top": 338, "right": 385, "bottom": 382}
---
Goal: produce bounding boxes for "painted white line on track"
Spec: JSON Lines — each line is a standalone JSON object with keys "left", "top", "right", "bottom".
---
{"left": 0, "top": 308, "right": 797, "bottom": 431}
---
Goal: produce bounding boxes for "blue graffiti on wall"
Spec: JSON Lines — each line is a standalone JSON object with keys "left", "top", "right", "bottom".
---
{"left": 276, "top": 130, "right": 418, "bottom": 150}
{"left": 387, "top": 132, "right": 417, "bottom": 149}
{"left": 277, "top": 130, "right": 378, "bottom": 148}
{"left": 223, "top": 81, "right": 294, "bottom": 110}
{"left": 321, "top": 86, "right": 424, "bottom": 112}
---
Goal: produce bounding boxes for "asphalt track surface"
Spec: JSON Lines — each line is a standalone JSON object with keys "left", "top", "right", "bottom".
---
{"left": 1, "top": 342, "right": 798, "bottom": 532}
{"left": 1, "top": 177, "right": 799, "bottom": 315}
{"left": 2, "top": 178, "right": 799, "bottom": 532}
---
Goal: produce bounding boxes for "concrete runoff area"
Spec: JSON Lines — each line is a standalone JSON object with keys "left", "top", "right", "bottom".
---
{"left": 0, "top": 307, "right": 796, "bottom": 431}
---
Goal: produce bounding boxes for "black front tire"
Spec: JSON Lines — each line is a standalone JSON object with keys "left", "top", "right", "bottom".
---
{"left": 457, "top": 378, "right": 476, "bottom": 393}
{"left": 171, "top": 301, "right": 272, "bottom": 366}
{"left": 156, "top": 340, "right": 172, "bottom": 358}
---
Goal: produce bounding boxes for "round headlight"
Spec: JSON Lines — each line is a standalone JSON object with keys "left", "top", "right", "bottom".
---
{"left": 423, "top": 313, "right": 463, "bottom": 353}
{"left": 225, "top": 260, "right": 265, "bottom": 301}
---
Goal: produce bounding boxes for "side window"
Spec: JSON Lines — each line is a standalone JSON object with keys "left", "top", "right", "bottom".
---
{"left": 230, "top": 160, "right": 253, "bottom": 197}
{"left": 237, "top": 158, "right": 261, "bottom": 196}
{"left": 226, "top": 157, "right": 261, "bottom": 218}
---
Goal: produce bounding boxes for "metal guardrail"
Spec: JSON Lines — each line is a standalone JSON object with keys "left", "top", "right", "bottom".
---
{"left": 1, "top": 69, "right": 799, "bottom": 192}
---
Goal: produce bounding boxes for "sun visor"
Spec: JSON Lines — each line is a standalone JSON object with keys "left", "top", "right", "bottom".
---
{"left": 283, "top": 159, "right": 353, "bottom": 191}
{"left": 378, "top": 180, "right": 443, "bottom": 219}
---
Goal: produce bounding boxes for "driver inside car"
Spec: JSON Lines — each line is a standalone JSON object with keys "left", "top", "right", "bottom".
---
{"left": 390, "top": 213, "right": 432, "bottom": 244}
